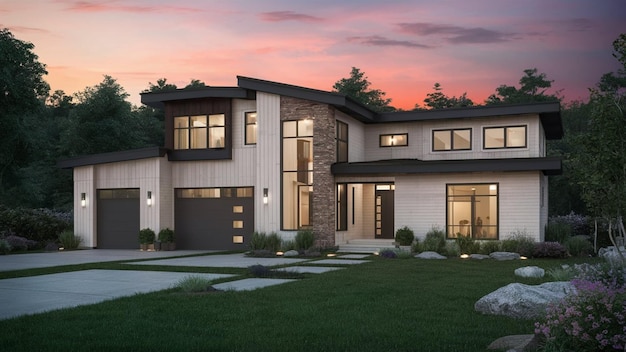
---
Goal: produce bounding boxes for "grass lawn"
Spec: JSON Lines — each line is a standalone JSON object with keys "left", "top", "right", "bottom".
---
{"left": 0, "top": 255, "right": 597, "bottom": 351}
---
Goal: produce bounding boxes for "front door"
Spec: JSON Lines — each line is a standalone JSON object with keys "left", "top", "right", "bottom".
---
{"left": 375, "top": 185, "right": 395, "bottom": 239}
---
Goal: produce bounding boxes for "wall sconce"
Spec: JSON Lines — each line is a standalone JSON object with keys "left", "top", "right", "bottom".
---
{"left": 81, "top": 193, "right": 86, "bottom": 208}
{"left": 263, "top": 188, "right": 268, "bottom": 204}
{"left": 147, "top": 191, "right": 152, "bottom": 206}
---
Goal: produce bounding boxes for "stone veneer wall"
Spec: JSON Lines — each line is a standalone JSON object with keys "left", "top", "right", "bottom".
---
{"left": 280, "top": 96, "right": 336, "bottom": 247}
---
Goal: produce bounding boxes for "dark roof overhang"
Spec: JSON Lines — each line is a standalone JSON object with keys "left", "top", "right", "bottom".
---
{"left": 140, "top": 87, "right": 255, "bottom": 109}
{"left": 376, "top": 101, "right": 563, "bottom": 139}
{"left": 237, "top": 76, "right": 376, "bottom": 122}
{"left": 331, "top": 157, "right": 562, "bottom": 176}
{"left": 58, "top": 146, "right": 168, "bottom": 169}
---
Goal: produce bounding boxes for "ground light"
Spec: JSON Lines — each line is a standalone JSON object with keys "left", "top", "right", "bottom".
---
{"left": 276, "top": 251, "right": 284, "bottom": 256}
{"left": 326, "top": 253, "right": 337, "bottom": 257}
{"left": 460, "top": 254, "right": 469, "bottom": 259}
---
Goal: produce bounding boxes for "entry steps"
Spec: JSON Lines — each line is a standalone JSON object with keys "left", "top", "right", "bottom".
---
{"left": 337, "top": 239, "right": 396, "bottom": 254}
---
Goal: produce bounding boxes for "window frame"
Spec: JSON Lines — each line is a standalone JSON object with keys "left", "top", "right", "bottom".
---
{"left": 483, "top": 125, "right": 527, "bottom": 150}
{"left": 379, "top": 133, "right": 408, "bottom": 147}
{"left": 336, "top": 120, "right": 348, "bottom": 162}
{"left": 173, "top": 114, "right": 227, "bottom": 150}
{"left": 445, "top": 183, "right": 499, "bottom": 240}
{"left": 244, "top": 111, "right": 257, "bottom": 145}
{"left": 432, "top": 128, "right": 472, "bottom": 152}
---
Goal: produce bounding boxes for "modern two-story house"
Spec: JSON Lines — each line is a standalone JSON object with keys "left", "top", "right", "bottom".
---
{"left": 59, "top": 76, "right": 562, "bottom": 250}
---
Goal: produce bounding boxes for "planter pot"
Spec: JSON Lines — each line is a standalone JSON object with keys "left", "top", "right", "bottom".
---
{"left": 140, "top": 243, "right": 155, "bottom": 251}
{"left": 161, "top": 242, "right": 176, "bottom": 251}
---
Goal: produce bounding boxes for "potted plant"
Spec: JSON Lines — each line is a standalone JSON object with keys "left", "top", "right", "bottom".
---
{"left": 395, "top": 226, "right": 415, "bottom": 251}
{"left": 138, "top": 228, "right": 156, "bottom": 251}
{"left": 158, "top": 228, "right": 175, "bottom": 251}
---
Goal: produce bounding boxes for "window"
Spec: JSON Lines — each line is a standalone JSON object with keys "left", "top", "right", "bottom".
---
{"left": 336, "top": 121, "right": 348, "bottom": 162}
{"left": 446, "top": 184, "right": 498, "bottom": 240}
{"left": 282, "top": 120, "right": 314, "bottom": 230}
{"left": 174, "top": 114, "right": 225, "bottom": 149}
{"left": 176, "top": 187, "right": 252, "bottom": 199}
{"left": 337, "top": 184, "right": 347, "bottom": 231}
{"left": 380, "top": 133, "right": 408, "bottom": 147}
{"left": 245, "top": 112, "right": 257, "bottom": 145}
{"left": 483, "top": 126, "right": 527, "bottom": 149}
{"left": 433, "top": 129, "right": 471, "bottom": 151}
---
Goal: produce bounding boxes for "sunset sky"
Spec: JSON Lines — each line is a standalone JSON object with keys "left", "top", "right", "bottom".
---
{"left": 2, "top": 0, "right": 625, "bottom": 109}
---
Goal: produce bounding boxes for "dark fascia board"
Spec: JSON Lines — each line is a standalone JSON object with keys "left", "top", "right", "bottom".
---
{"left": 237, "top": 76, "right": 376, "bottom": 122}
{"left": 140, "top": 87, "right": 255, "bottom": 109}
{"left": 377, "top": 101, "right": 563, "bottom": 139}
{"left": 57, "top": 147, "right": 168, "bottom": 169}
{"left": 331, "top": 157, "right": 562, "bottom": 176}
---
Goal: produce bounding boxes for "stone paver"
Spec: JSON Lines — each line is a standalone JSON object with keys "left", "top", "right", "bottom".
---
{"left": 213, "top": 278, "right": 297, "bottom": 291}
{"left": 337, "top": 254, "right": 370, "bottom": 259}
{"left": 126, "top": 253, "right": 309, "bottom": 268}
{"left": 308, "top": 259, "right": 369, "bottom": 265}
{"left": 277, "top": 266, "right": 345, "bottom": 274}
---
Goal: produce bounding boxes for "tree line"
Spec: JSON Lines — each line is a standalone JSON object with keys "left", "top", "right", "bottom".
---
{"left": 1, "top": 28, "right": 625, "bottom": 228}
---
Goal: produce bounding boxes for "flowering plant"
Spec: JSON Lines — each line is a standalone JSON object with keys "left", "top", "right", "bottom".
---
{"left": 535, "top": 263, "right": 626, "bottom": 351}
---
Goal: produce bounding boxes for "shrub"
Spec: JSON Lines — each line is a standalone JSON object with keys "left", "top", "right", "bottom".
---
{"left": 281, "top": 240, "right": 296, "bottom": 251}
{"left": 158, "top": 228, "right": 174, "bottom": 243}
{"left": 395, "top": 226, "right": 415, "bottom": 246}
{"left": 444, "top": 241, "right": 460, "bottom": 257}
{"left": 455, "top": 234, "right": 480, "bottom": 254}
{"left": 411, "top": 238, "right": 422, "bottom": 253}
{"left": 479, "top": 241, "right": 501, "bottom": 255}
{"left": 249, "top": 232, "right": 267, "bottom": 251}
{"left": 4, "top": 235, "right": 38, "bottom": 251}
{"left": 532, "top": 241, "right": 567, "bottom": 258}
{"left": 138, "top": 228, "right": 155, "bottom": 244}
{"left": 535, "top": 279, "right": 626, "bottom": 351}
{"left": 265, "top": 232, "right": 282, "bottom": 252}
{"left": 58, "top": 230, "right": 81, "bottom": 249}
{"left": 176, "top": 275, "right": 214, "bottom": 293}
{"left": 501, "top": 231, "right": 535, "bottom": 256}
{"left": 0, "top": 205, "right": 72, "bottom": 243}
{"left": 565, "top": 235, "right": 593, "bottom": 257}
{"left": 422, "top": 226, "right": 447, "bottom": 254}
{"left": 378, "top": 248, "right": 398, "bottom": 259}
{"left": 549, "top": 212, "right": 591, "bottom": 237}
{"left": 0, "top": 239, "right": 10, "bottom": 254}
{"left": 295, "top": 229, "right": 315, "bottom": 250}
{"left": 248, "top": 264, "right": 272, "bottom": 277}
{"left": 545, "top": 221, "right": 572, "bottom": 243}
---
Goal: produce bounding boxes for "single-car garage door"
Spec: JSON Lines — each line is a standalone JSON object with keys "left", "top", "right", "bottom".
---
{"left": 97, "top": 189, "right": 140, "bottom": 249}
{"left": 175, "top": 187, "right": 254, "bottom": 250}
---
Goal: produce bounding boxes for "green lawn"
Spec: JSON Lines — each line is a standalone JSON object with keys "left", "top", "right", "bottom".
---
{"left": 0, "top": 255, "right": 596, "bottom": 352}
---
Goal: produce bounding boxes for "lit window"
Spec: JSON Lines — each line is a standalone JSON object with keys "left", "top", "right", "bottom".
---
{"left": 174, "top": 114, "right": 225, "bottom": 150}
{"left": 446, "top": 184, "right": 498, "bottom": 240}
{"left": 380, "top": 134, "right": 408, "bottom": 147}
{"left": 245, "top": 112, "right": 257, "bottom": 145}
{"left": 233, "top": 236, "right": 244, "bottom": 244}
{"left": 433, "top": 129, "right": 471, "bottom": 151}
{"left": 336, "top": 121, "right": 348, "bottom": 162}
{"left": 484, "top": 126, "right": 526, "bottom": 149}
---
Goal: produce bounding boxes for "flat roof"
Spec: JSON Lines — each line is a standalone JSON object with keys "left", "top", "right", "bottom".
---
{"left": 58, "top": 147, "right": 167, "bottom": 169}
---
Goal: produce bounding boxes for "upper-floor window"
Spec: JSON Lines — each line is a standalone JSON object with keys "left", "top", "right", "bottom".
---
{"left": 433, "top": 128, "right": 471, "bottom": 151}
{"left": 483, "top": 125, "right": 527, "bottom": 149}
{"left": 336, "top": 121, "right": 348, "bottom": 162}
{"left": 174, "top": 114, "right": 225, "bottom": 149}
{"left": 245, "top": 112, "right": 257, "bottom": 145}
{"left": 380, "top": 133, "right": 408, "bottom": 147}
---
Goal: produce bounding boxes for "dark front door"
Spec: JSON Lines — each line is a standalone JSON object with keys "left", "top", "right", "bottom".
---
{"left": 375, "top": 186, "right": 395, "bottom": 239}
{"left": 97, "top": 189, "right": 140, "bottom": 249}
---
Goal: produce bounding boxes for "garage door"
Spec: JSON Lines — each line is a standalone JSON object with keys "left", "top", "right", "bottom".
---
{"left": 175, "top": 187, "right": 254, "bottom": 250}
{"left": 97, "top": 189, "right": 140, "bottom": 249}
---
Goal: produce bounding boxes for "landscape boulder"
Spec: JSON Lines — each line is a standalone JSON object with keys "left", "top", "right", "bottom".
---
{"left": 514, "top": 266, "right": 545, "bottom": 278}
{"left": 475, "top": 281, "right": 574, "bottom": 319}
{"left": 599, "top": 246, "right": 626, "bottom": 264}
{"left": 414, "top": 251, "right": 447, "bottom": 260}
{"left": 283, "top": 250, "right": 299, "bottom": 257}
{"left": 489, "top": 251, "right": 520, "bottom": 261}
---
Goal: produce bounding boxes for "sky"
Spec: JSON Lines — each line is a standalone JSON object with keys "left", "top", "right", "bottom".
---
{"left": 2, "top": 0, "right": 625, "bottom": 110}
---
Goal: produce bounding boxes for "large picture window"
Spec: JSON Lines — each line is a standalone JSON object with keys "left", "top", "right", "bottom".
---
{"left": 336, "top": 121, "right": 348, "bottom": 162}
{"left": 174, "top": 114, "right": 225, "bottom": 149}
{"left": 483, "top": 126, "right": 527, "bottom": 149}
{"left": 282, "top": 120, "right": 314, "bottom": 230}
{"left": 433, "top": 129, "right": 471, "bottom": 151}
{"left": 446, "top": 184, "right": 498, "bottom": 239}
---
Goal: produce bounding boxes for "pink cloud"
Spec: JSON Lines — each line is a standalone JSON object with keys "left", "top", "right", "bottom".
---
{"left": 2, "top": 25, "right": 50, "bottom": 34}
{"left": 57, "top": 0, "right": 197, "bottom": 14}
{"left": 259, "top": 11, "right": 323, "bottom": 23}
{"left": 347, "top": 35, "right": 433, "bottom": 49}
{"left": 397, "top": 22, "right": 517, "bottom": 44}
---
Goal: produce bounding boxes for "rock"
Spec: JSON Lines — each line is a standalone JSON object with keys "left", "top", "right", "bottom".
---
{"left": 470, "top": 254, "right": 490, "bottom": 260}
{"left": 514, "top": 266, "right": 545, "bottom": 278}
{"left": 487, "top": 334, "right": 539, "bottom": 352}
{"left": 489, "top": 251, "right": 521, "bottom": 261}
{"left": 599, "top": 246, "right": 626, "bottom": 264}
{"left": 414, "top": 251, "right": 447, "bottom": 259}
{"left": 283, "top": 250, "right": 299, "bottom": 257}
{"left": 475, "top": 281, "right": 575, "bottom": 319}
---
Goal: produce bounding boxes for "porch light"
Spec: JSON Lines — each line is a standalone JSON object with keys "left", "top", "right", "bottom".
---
{"left": 81, "top": 193, "right": 86, "bottom": 208}
{"left": 263, "top": 188, "right": 268, "bottom": 204}
{"left": 147, "top": 191, "right": 152, "bottom": 206}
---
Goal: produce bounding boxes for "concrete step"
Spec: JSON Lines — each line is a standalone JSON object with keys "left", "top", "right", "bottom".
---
{"left": 337, "top": 239, "right": 396, "bottom": 253}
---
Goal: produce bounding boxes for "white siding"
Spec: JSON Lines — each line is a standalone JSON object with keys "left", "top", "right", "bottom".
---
{"left": 395, "top": 171, "right": 543, "bottom": 241}
{"left": 74, "top": 166, "right": 96, "bottom": 247}
{"left": 336, "top": 111, "right": 365, "bottom": 162}
{"left": 363, "top": 123, "right": 423, "bottom": 161}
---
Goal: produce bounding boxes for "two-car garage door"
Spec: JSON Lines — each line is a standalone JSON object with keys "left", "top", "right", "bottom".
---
{"left": 96, "top": 187, "right": 254, "bottom": 250}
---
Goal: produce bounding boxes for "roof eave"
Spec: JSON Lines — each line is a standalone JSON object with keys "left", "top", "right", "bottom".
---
{"left": 57, "top": 146, "right": 168, "bottom": 169}
{"left": 140, "top": 87, "right": 254, "bottom": 109}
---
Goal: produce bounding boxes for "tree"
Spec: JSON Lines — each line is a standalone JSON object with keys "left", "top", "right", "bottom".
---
{"left": 184, "top": 79, "right": 206, "bottom": 89}
{"left": 144, "top": 78, "right": 177, "bottom": 93}
{"left": 569, "top": 34, "right": 626, "bottom": 254}
{"left": 333, "top": 67, "right": 395, "bottom": 112}
{"left": 0, "top": 28, "right": 49, "bottom": 205}
{"left": 485, "top": 68, "right": 560, "bottom": 105}
{"left": 423, "top": 83, "right": 474, "bottom": 109}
